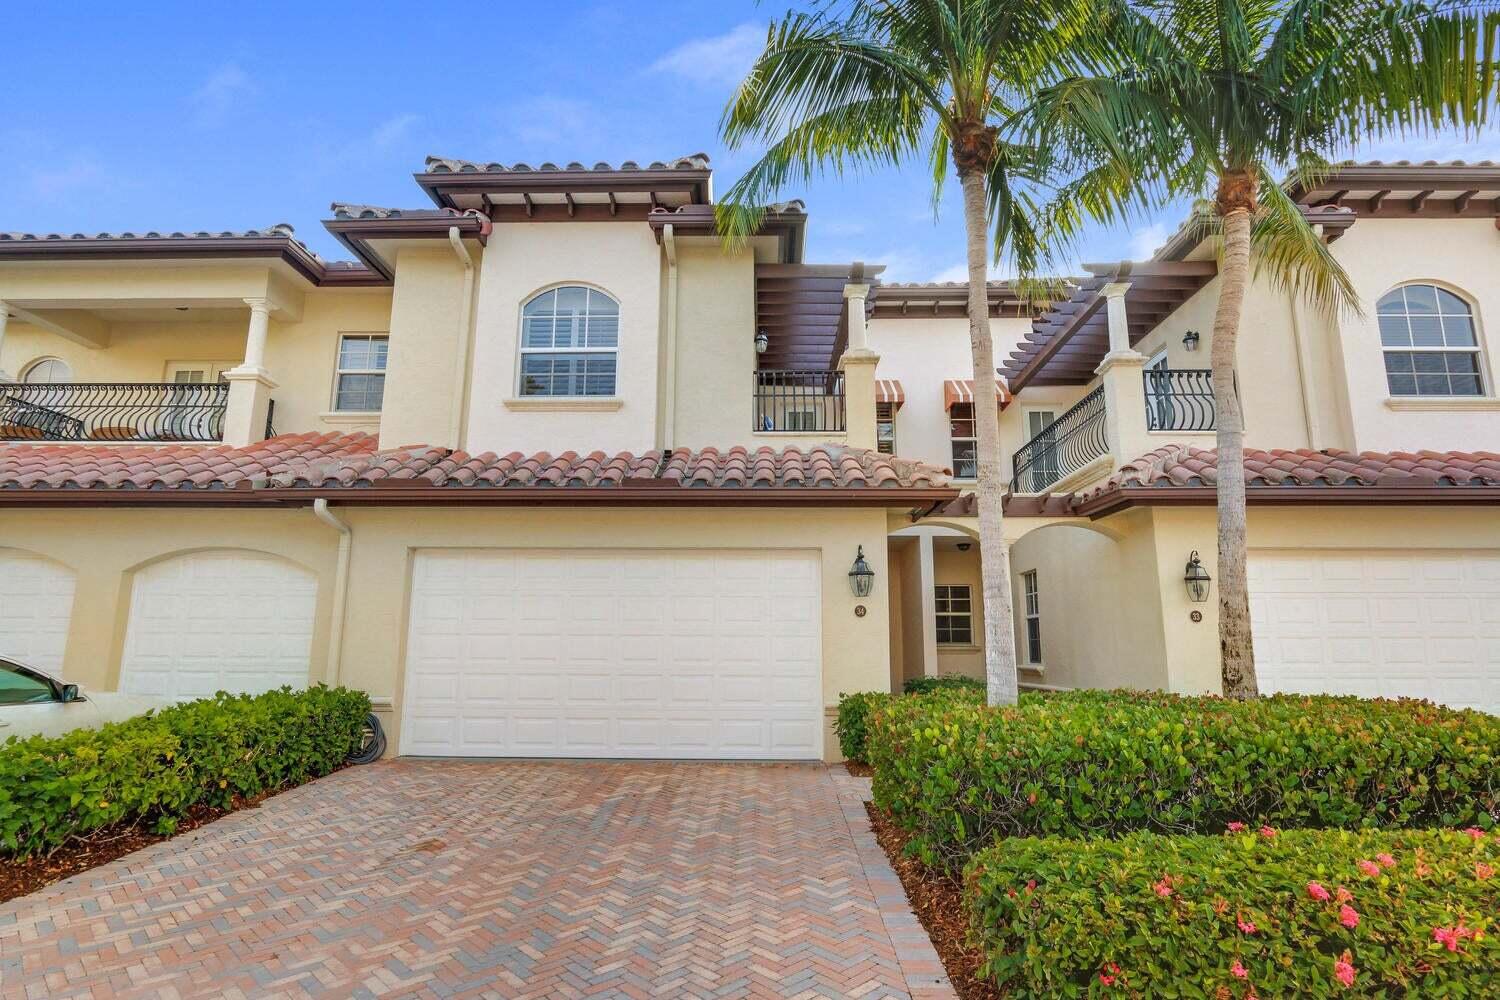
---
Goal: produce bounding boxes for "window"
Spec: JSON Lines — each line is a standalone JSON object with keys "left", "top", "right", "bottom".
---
{"left": 876, "top": 402, "right": 897, "bottom": 454}
{"left": 0, "top": 659, "right": 58, "bottom": 706}
{"left": 1025, "top": 409, "right": 1059, "bottom": 484}
{"left": 519, "top": 286, "right": 619, "bottom": 396}
{"left": 333, "top": 335, "right": 389, "bottom": 411}
{"left": 1022, "top": 570, "right": 1041, "bottom": 664}
{"left": 21, "top": 357, "right": 72, "bottom": 383}
{"left": 1377, "top": 284, "right": 1484, "bottom": 397}
{"left": 949, "top": 403, "right": 977, "bottom": 478}
{"left": 935, "top": 584, "right": 973, "bottom": 645}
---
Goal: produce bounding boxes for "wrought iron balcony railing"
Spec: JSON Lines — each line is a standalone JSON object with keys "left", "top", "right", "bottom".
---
{"left": 753, "top": 369, "right": 846, "bottom": 433}
{"left": 1011, "top": 385, "right": 1107, "bottom": 493}
{"left": 0, "top": 382, "right": 229, "bottom": 442}
{"left": 1144, "top": 368, "right": 1215, "bottom": 431}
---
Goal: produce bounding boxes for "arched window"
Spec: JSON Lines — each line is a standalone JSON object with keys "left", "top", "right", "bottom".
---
{"left": 21, "top": 357, "right": 72, "bottom": 383}
{"left": 1377, "top": 284, "right": 1484, "bottom": 397}
{"left": 518, "top": 286, "right": 619, "bottom": 397}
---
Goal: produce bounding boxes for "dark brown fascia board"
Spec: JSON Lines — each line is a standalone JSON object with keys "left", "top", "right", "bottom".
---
{"left": 322, "top": 215, "right": 490, "bottom": 281}
{"left": 648, "top": 208, "right": 808, "bottom": 263}
{"left": 1287, "top": 164, "right": 1500, "bottom": 200}
{"left": 0, "top": 485, "right": 959, "bottom": 509}
{"left": 416, "top": 168, "right": 712, "bottom": 210}
{"left": 0, "top": 237, "right": 373, "bottom": 288}
{"left": 1154, "top": 208, "right": 1357, "bottom": 262}
{"left": 1073, "top": 484, "right": 1500, "bottom": 518}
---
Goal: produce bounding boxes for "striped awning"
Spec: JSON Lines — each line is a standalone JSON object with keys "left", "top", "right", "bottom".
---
{"left": 875, "top": 379, "right": 905, "bottom": 407}
{"left": 943, "top": 377, "right": 1012, "bottom": 410}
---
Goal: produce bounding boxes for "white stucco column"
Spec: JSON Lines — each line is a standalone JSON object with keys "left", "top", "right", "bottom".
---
{"left": 0, "top": 300, "right": 12, "bottom": 381}
{"left": 839, "top": 282, "right": 880, "bottom": 449}
{"left": 1094, "top": 282, "right": 1151, "bottom": 467}
{"left": 843, "top": 282, "right": 870, "bottom": 351}
{"left": 221, "top": 297, "right": 278, "bottom": 447}
{"left": 917, "top": 532, "right": 939, "bottom": 677}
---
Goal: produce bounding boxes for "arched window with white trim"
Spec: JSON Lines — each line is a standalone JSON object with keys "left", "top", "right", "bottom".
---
{"left": 21, "top": 357, "right": 72, "bottom": 384}
{"left": 1377, "top": 284, "right": 1485, "bottom": 397}
{"left": 518, "top": 286, "right": 619, "bottom": 397}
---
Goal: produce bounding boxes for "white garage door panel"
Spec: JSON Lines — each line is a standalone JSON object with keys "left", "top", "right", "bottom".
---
{"left": 1250, "top": 550, "right": 1500, "bottom": 713}
{"left": 0, "top": 552, "right": 77, "bottom": 673}
{"left": 119, "top": 552, "right": 317, "bottom": 700}
{"left": 402, "top": 549, "right": 823, "bottom": 759}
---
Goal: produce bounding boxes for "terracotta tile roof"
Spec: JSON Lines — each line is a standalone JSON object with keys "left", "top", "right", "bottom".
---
{"left": 0, "top": 433, "right": 950, "bottom": 497}
{"left": 424, "top": 154, "right": 711, "bottom": 175}
{"left": 1084, "top": 445, "right": 1500, "bottom": 494}
{"left": 328, "top": 204, "right": 474, "bottom": 221}
{"left": 0, "top": 223, "right": 307, "bottom": 245}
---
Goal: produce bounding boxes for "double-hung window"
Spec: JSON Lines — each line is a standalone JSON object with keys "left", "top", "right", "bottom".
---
{"left": 1378, "top": 284, "right": 1484, "bottom": 397}
{"left": 1021, "top": 570, "right": 1041, "bottom": 664}
{"left": 876, "top": 402, "right": 897, "bottom": 454}
{"left": 935, "top": 584, "right": 973, "bottom": 645}
{"left": 949, "top": 403, "right": 977, "bottom": 478}
{"left": 519, "top": 286, "right": 619, "bottom": 397}
{"left": 333, "top": 335, "right": 388, "bottom": 411}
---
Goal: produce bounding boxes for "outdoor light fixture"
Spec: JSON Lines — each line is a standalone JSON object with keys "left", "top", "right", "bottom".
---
{"left": 1182, "top": 329, "right": 1201, "bottom": 351}
{"left": 1184, "top": 550, "right": 1212, "bottom": 603}
{"left": 956, "top": 542, "right": 972, "bottom": 552}
{"left": 849, "top": 546, "right": 875, "bottom": 598}
{"left": 754, "top": 329, "right": 769, "bottom": 354}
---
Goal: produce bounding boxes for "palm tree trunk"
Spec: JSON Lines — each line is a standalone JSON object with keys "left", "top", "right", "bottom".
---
{"left": 960, "top": 169, "right": 1019, "bottom": 707}
{"left": 1213, "top": 193, "right": 1258, "bottom": 699}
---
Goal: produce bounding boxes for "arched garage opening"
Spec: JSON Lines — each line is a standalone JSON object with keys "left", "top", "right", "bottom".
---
{"left": 0, "top": 549, "right": 78, "bottom": 673}
{"left": 119, "top": 550, "right": 317, "bottom": 700}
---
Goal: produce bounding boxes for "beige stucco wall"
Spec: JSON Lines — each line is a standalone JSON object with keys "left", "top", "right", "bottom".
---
{"left": 379, "top": 248, "right": 472, "bottom": 449}
{"left": 868, "top": 314, "right": 1086, "bottom": 479}
{"left": 465, "top": 223, "right": 664, "bottom": 455}
{"left": 932, "top": 542, "right": 985, "bottom": 679}
{"left": 1, "top": 502, "right": 897, "bottom": 762}
{"left": 671, "top": 243, "right": 757, "bottom": 448}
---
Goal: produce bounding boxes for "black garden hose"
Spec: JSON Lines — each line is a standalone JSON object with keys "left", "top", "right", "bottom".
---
{"left": 347, "top": 712, "right": 387, "bottom": 764}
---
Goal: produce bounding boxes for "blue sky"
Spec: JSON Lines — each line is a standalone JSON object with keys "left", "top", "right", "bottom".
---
{"left": 5, "top": 2, "right": 1497, "bottom": 281}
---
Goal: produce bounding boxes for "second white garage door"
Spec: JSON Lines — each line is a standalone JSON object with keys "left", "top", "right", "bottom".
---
{"left": 401, "top": 549, "right": 823, "bottom": 759}
{"left": 1250, "top": 549, "right": 1500, "bottom": 714}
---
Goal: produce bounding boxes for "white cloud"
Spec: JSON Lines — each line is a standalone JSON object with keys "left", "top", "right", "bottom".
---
{"left": 928, "top": 262, "right": 974, "bottom": 283}
{"left": 1127, "top": 220, "right": 1171, "bottom": 261}
{"left": 368, "top": 114, "right": 420, "bottom": 150}
{"left": 190, "top": 63, "right": 254, "bottom": 126}
{"left": 501, "top": 96, "right": 597, "bottom": 147}
{"left": 648, "top": 23, "right": 764, "bottom": 87}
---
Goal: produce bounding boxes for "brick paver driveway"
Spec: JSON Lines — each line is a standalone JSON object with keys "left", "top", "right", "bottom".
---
{"left": 1, "top": 761, "right": 952, "bottom": 999}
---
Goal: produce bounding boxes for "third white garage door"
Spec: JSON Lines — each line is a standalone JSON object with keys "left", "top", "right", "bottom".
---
{"left": 1249, "top": 549, "right": 1500, "bottom": 714}
{"left": 400, "top": 549, "right": 823, "bottom": 758}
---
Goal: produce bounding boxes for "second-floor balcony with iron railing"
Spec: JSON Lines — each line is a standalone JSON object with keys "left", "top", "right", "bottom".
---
{"left": 1144, "top": 368, "right": 1216, "bottom": 431}
{"left": 753, "top": 369, "right": 846, "bottom": 434}
{"left": 1011, "top": 385, "right": 1108, "bottom": 493}
{"left": 0, "top": 382, "right": 230, "bottom": 442}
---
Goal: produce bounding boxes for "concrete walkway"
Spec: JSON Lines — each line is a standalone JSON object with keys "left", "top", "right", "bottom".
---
{"left": 1, "top": 760, "right": 952, "bottom": 999}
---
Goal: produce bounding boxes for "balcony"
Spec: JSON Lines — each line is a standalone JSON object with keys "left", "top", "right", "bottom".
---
{"left": 0, "top": 382, "right": 230, "bottom": 442}
{"left": 1144, "top": 368, "right": 1215, "bottom": 431}
{"left": 753, "top": 369, "right": 846, "bottom": 434}
{"left": 1011, "top": 385, "right": 1108, "bottom": 493}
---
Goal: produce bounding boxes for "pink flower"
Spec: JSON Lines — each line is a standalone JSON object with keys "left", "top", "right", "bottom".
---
{"left": 1335, "top": 887, "right": 1353, "bottom": 903}
{"left": 1334, "top": 953, "right": 1357, "bottom": 988}
{"left": 1231, "top": 960, "right": 1249, "bottom": 979}
{"left": 1476, "top": 862, "right": 1494, "bottom": 880}
{"left": 1237, "top": 916, "right": 1257, "bottom": 934}
{"left": 1307, "top": 881, "right": 1332, "bottom": 901}
{"left": 1153, "top": 878, "right": 1174, "bottom": 898}
{"left": 1259, "top": 825, "right": 1277, "bottom": 838}
{"left": 1462, "top": 827, "right": 1485, "bottom": 840}
{"left": 1357, "top": 859, "right": 1382, "bottom": 878}
{"left": 1227, "top": 821, "right": 1247, "bottom": 832}
{"left": 1099, "top": 962, "right": 1120, "bottom": 986}
{"left": 1375, "top": 853, "right": 1397, "bottom": 869}
{"left": 1434, "top": 926, "right": 1461, "bottom": 952}
{"left": 1026, "top": 879, "right": 1036, "bottom": 891}
{"left": 1339, "top": 904, "right": 1360, "bottom": 929}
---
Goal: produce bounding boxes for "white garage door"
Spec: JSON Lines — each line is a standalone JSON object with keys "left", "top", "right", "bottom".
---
{"left": 0, "top": 551, "right": 77, "bottom": 673}
{"left": 401, "top": 549, "right": 823, "bottom": 758}
{"left": 119, "top": 551, "right": 317, "bottom": 700}
{"left": 1250, "top": 550, "right": 1500, "bottom": 713}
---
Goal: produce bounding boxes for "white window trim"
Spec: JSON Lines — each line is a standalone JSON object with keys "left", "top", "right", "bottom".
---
{"left": 875, "top": 401, "right": 897, "bottom": 455}
{"left": 330, "top": 333, "right": 389, "bottom": 413}
{"left": 1022, "top": 569, "right": 1042, "bottom": 665}
{"left": 20, "top": 357, "right": 73, "bottom": 383}
{"left": 934, "top": 583, "right": 974, "bottom": 647}
{"left": 1377, "top": 283, "right": 1490, "bottom": 399}
{"left": 516, "top": 285, "right": 621, "bottom": 399}
{"left": 948, "top": 402, "right": 977, "bottom": 481}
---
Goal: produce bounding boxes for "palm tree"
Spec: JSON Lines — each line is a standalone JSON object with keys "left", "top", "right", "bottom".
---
{"left": 717, "top": 1, "right": 1110, "bottom": 706}
{"left": 1034, "top": 0, "right": 1500, "bottom": 697}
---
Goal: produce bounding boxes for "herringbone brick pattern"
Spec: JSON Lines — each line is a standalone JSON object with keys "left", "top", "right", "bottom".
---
{"left": 0, "top": 761, "right": 953, "bottom": 999}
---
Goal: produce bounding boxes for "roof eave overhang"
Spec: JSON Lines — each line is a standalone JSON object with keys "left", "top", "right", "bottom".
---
{"left": 321, "top": 215, "right": 490, "bottom": 281}
{"left": 416, "top": 169, "right": 713, "bottom": 210}
{"left": 0, "top": 238, "right": 385, "bottom": 288}
{"left": 1074, "top": 484, "right": 1500, "bottom": 519}
{"left": 647, "top": 208, "right": 808, "bottom": 264}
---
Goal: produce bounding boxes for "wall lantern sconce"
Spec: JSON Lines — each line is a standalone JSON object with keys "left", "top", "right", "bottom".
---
{"left": 849, "top": 546, "right": 875, "bottom": 598}
{"left": 755, "top": 329, "right": 770, "bottom": 354}
{"left": 1182, "top": 329, "right": 1201, "bottom": 352}
{"left": 1184, "top": 550, "right": 1212, "bottom": 603}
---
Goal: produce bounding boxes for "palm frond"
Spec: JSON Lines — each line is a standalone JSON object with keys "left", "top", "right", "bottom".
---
{"left": 1251, "top": 162, "right": 1360, "bottom": 316}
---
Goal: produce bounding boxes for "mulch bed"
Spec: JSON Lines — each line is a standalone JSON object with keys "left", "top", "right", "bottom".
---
{"left": 866, "top": 802, "right": 1004, "bottom": 1000}
{"left": 844, "top": 759, "right": 874, "bottom": 778}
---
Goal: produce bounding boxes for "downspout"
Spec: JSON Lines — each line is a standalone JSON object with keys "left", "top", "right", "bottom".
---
{"left": 1286, "top": 224, "right": 1323, "bottom": 448}
{"left": 313, "top": 498, "right": 352, "bottom": 686}
{"left": 447, "top": 225, "right": 477, "bottom": 451}
{"left": 661, "top": 223, "right": 679, "bottom": 451}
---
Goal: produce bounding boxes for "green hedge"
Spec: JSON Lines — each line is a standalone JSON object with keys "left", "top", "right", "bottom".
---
{"left": 836, "top": 683, "right": 986, "bottom": 763}
{"left": 0, "top": 685, "right": 369, "bottom": 857}
{"left": 966, "top": 826, "right": 1499, "bottom": 997}
{"left": 902, "top": 675, "right": 986, "bottom": 696}
{"left": 868, "top": 690, "right": 1500, "bottom": 867}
